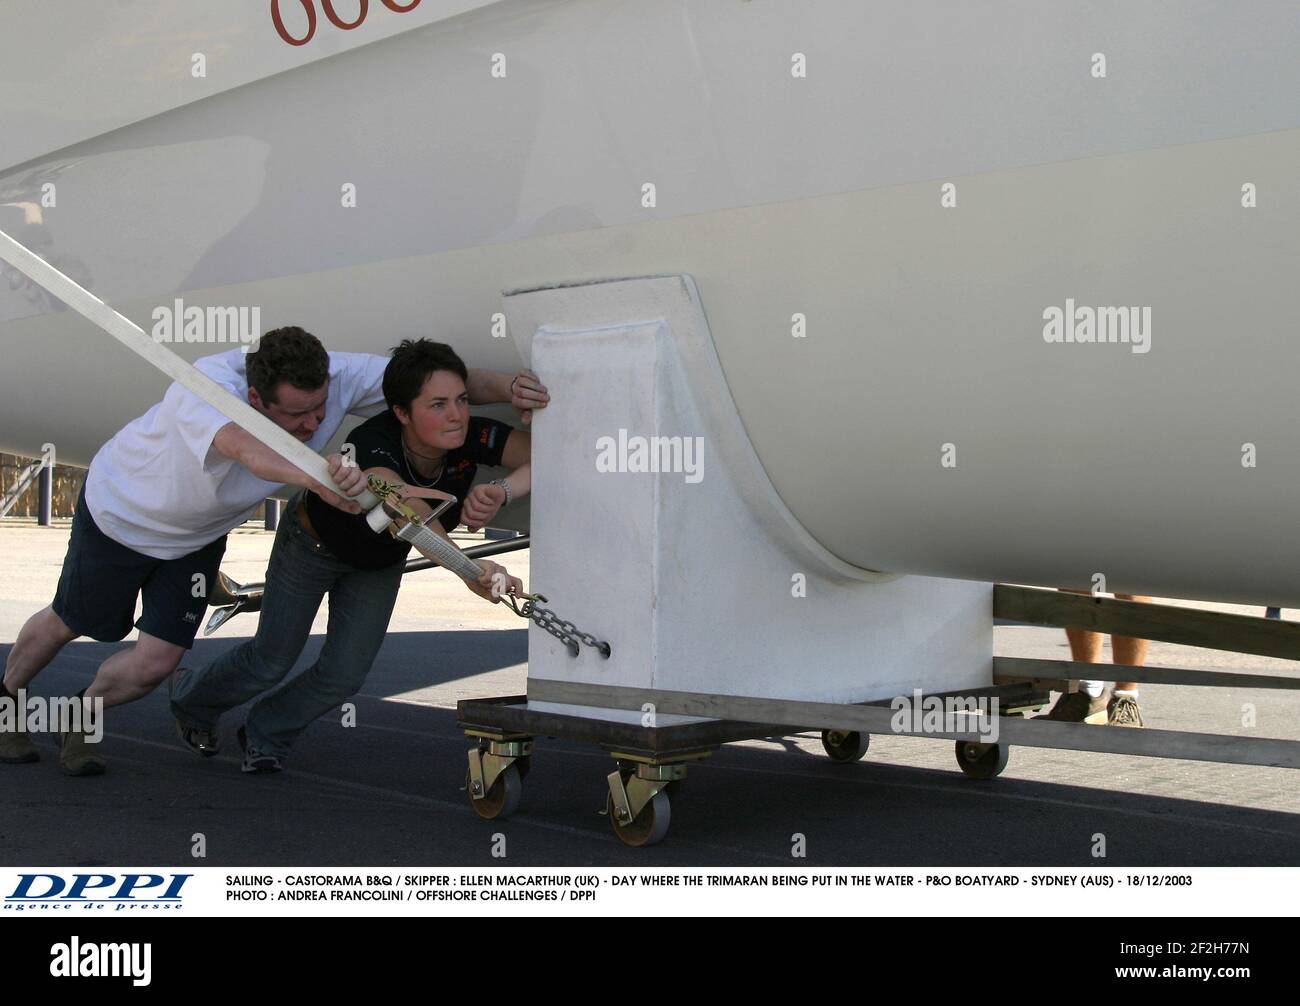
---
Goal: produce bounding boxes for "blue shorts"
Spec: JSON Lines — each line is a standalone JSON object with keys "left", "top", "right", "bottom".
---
{"left": 51, "top": 486, "right": 228, "bottom": 649}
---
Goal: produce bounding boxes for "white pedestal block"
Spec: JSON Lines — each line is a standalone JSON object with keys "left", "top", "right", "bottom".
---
{"left": 508, "top": 276, "right": 992, "bottom": 723}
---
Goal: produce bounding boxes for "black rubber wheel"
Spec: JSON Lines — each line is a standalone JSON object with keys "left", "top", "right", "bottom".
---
{"left": 954, "top": 740, "right": 1009, "bottom": 780}
{"left": 821, "top": 729, "right": 870, "bottom": 763}
{"left": 466, "top": 763, "right": 523, "bottom": 820}
{"left": 606, "top": 789, "right": 671, "bottom": 847}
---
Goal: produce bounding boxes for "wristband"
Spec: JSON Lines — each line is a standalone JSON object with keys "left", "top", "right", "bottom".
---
{"left": 490, "top": 478, "right": 513, "bottom": 507}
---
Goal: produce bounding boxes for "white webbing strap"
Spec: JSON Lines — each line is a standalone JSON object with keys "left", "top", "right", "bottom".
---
{"left": 0, "top": 228, "right": 379, "bottom": 511}
{"left": 394, "top": 521, "right": 484, "bottom": 581}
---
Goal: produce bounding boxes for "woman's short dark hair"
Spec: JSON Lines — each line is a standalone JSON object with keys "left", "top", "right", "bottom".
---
{"left": 245, "top": 327, "right": 330, "bottom": 404}
{"left": 383, "top": 339, "right": 468, "bottom": 414}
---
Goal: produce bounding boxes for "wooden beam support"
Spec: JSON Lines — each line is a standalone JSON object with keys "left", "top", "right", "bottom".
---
{"left": 994, "top": 585, "right": 1300, "bottom": 661}
{"left": 994, "top": 655, "right": 1300, "bottom": 690}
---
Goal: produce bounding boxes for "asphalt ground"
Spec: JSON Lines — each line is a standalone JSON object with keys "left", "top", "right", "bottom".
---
{"left": 1, "top": 519, "right": 1298, "bottom": 866}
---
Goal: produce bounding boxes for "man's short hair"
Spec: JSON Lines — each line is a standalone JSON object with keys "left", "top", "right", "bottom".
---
{"left": 383, "top": 339, "right": 468, "bottom": 415}
{"left": 245, "top": 327, "right": 330, "bottom": 404}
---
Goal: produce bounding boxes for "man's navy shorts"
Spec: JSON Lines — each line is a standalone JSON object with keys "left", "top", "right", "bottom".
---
{"left": 51, "top": 487, "right": 228, "bottom": 649}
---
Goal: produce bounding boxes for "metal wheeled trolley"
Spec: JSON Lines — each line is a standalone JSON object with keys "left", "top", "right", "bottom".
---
{"left": 458, "top": 681, "right": 1055, "bottom": 847}
{"left": 458, "top": 588, "right": 1300, "bottom": 848}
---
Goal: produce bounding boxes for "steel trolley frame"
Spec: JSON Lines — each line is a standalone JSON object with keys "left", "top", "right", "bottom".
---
{"left": 458, "top": 586, "right": 1300, "bottom": 847}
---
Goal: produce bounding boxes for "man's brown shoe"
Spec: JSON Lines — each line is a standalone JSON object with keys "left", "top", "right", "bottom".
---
{"left": 58, "top": 723, "right": 106, "bottom": 776}
{"left": 1108, "top": 694, "right": 1145, "bottom": 728}
{"left": 1039, "top": 690, "right": 1110, "bottom": 724}
{"left": 0, "top": 687, "right": 39, "bottom": 763}
{"left": 0, "top": 727, "right": 39, "bottom": 764}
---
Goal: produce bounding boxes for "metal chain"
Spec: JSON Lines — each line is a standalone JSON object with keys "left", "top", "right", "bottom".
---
{"left": 532, "top": 605, "right": 581, "bottom": 658}
{"left": 505, "top": 594, "right": 611, "bottom": 659}
{"left": 373, "top": 480, "right": 607, "bottom": 660}
{"left": 369, "top": 477, "right": 608, "bottom": 659}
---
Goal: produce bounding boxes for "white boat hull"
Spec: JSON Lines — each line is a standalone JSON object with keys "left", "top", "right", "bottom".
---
{"left": 3, "top": 1, "right": 1299, "bottom": 605}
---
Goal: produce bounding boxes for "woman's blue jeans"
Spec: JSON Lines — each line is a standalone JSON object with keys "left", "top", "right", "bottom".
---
{"left": 171, "top": 494, "right": 404, "bottom": 758}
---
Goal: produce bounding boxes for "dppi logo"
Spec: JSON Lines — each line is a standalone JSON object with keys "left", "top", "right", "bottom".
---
{"left": 272, "top": 0, "right": 424, "bottom": 47}
{"left": 5, "top": 874, "right": 192, "bottom": 912}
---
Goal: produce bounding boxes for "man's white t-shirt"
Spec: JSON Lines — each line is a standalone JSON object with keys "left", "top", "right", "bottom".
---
{"left": 84, "top": 349, "right": 388, "bottom": 560}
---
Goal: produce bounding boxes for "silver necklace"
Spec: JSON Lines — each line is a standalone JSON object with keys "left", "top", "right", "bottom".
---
{"left": 401, "top": 437, "right": 446, "bottom": 487}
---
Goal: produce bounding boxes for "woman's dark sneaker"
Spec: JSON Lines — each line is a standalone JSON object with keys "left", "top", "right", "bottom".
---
{"left": 237, "top": 724, "right": 282, "bottom": 774}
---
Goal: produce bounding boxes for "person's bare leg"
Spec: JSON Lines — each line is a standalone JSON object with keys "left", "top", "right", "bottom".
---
{"left": 40, "top": 632, "right": 183, "bottom": 776}
{"left": 2, "top": 606, "right": 78, "bottom": 693}
{"left": 1111, "top": 594, "right": 1151, "bottom": 692}
{"left": 1042, "top": 589, "right": 1108, "bottom": 721}
{"left": 1061, "top": 587, "right": 1103, "bottom": 674}
{"left": 84, "top": 631, "right": 186, "bottom": 709}
{"left": 1, "top": 606, "right": 78, "bottom": 763}
{"left": 1065, "top": 626, "right": 1103, "bottom": 664}
{"left": 1101, "top": 593, "right": 1150, "bottom": 727}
